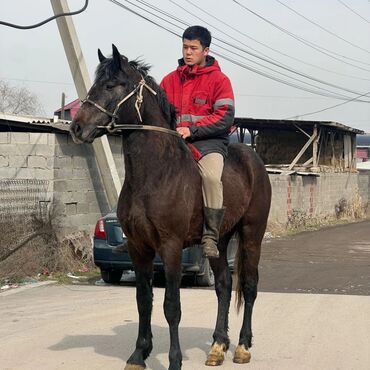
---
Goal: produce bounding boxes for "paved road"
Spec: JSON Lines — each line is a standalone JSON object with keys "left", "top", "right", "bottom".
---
{"left": 259, "top": 220, "right": 370, "bottom": 295}
{"left": 1, "top": 221, "right": 369, "bottom": 370}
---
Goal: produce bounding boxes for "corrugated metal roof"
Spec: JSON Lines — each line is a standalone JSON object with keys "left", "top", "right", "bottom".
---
{"left": 0, "top": 112, "right": 70, "bottom": 133}
{"left": 234, "top": 117, "right": 364, "bottom": 135}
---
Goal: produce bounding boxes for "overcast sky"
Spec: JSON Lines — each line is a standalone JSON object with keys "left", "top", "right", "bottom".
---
{"left": 1, "top": 0, "right": 369, "bottom": 132}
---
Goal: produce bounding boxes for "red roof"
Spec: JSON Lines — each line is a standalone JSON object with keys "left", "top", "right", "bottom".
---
{"left": 54, "top": 98, "right": 80, "bottom": 119}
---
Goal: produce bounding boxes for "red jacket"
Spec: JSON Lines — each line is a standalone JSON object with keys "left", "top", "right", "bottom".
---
{"left": 160, "top": 56, "right": 235, "bottom": 161}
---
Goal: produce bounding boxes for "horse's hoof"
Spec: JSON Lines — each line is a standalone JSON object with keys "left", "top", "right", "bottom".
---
{"left": 233, "top": 344, "right": 251, "bottom": 364}
{"left": 124, "top": 364, "right": 146, "bottom": 370}
{"left": 205, "top": 342, "right": 226, "bottom": 366}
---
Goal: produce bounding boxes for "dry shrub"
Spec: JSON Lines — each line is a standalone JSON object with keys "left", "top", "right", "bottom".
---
{"left": 0, "top": 208, "right": 93, "bottom": 284}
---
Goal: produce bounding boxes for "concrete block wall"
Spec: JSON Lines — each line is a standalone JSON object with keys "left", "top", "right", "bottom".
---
{"left": 0, "top": 132, "right": 55, "bottom": 197}
{"left": 0, "top": 131, "right": 125, "bottom": 235}
{"left": 268, "top": 172, "right": 369, "bottom": 226}
{"left": 1, "top": 131, "right": 369, "bottom": 234}
{"left": 53, "top": 134, "right": 124, "bottom": 233}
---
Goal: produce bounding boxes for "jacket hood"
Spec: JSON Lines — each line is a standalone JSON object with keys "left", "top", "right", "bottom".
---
{"left": 177, "top": 56, "right": 221, "bottom": 77}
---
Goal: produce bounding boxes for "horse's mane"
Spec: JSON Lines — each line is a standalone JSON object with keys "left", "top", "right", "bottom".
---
{"left": 95, "top": 57, "right": 177, "bottom": 130}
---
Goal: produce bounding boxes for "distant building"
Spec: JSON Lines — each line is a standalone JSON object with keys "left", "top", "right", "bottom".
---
{"left": 54, "top": 98, "right": 80, "bottom": 121}
{"left": 356, "top": 134, "right": 370, "bottom": 163}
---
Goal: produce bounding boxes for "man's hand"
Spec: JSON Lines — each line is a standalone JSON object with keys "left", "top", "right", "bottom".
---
{"left": 176, "top": 127, "right": 191, "bottom": 139}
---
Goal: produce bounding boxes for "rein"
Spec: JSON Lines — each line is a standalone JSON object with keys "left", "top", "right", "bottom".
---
{"left": 81, "top": 77, "right": 180, "bottom": 138}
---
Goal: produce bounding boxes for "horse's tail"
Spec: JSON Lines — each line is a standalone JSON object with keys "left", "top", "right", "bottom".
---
{"left": 234, "top": 231, "right": 244, "bottom": 313}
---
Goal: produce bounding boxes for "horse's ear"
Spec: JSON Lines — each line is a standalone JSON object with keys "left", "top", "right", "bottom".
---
{"left": 112, "top": 44, "right": 128, "bottom": 70}
{"left": 98, "top": 49, "right": 106, "bottom": 63}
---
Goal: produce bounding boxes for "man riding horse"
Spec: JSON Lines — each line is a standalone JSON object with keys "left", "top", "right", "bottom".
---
{"left": 161, "top": 25, "right": 235, "bottom": 259}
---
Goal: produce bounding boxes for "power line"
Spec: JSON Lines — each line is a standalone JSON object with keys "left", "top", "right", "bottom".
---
{"left": 107, "top": 0, "right": 370, "bottom": 102}
{"left": 274, "top": 0, "right": 370, "bottom": 54}
{"left": 170, "top": 0, "right": 369, "bottom": 97}
{"left": 0, "top": 0, "right": 88, "bottom": 29}
{"left": 184, "top": 0, "right": 370, "bottom": 82}
{"left": 336, "top": 0, "right": 370, "bottom": 24}
{"left": 284, "top": 91, "right": 370, "bottom": 119}
{"left": 232, "top": 0, "right": 370, "bottom": 70}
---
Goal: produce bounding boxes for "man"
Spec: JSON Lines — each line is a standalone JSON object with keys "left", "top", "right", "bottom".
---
{"left": 160, "top": 25, "right": 235, "bottom": 259}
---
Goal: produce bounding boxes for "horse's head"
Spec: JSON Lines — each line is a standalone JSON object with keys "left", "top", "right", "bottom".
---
{"left": 70, "top": 44, "right": 154, "bottom": 143}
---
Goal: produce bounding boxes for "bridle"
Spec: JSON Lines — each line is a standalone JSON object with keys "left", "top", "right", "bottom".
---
{"left": 81, "top": 77, "right": 180, "bottom": 138}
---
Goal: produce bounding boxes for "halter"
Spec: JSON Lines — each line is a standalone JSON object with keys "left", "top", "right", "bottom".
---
{"left": 81, "top": 77, "right": 180, "bottom": 138}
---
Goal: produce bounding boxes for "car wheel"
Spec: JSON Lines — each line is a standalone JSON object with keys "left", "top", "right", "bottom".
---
{"left": 196, "top": 259, "right": 215, "bottom": 287}
{"left": 100, "top": 269, "right": 123, "bottom": 284}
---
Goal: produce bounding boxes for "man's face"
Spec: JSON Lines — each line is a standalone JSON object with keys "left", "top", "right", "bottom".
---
{"left": 182, "top": 38, "right": 209, "bottom": 67}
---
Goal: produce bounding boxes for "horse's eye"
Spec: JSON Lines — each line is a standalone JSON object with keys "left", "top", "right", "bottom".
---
{"left": 106, "top": 84, "right": 115, "bottom": 90}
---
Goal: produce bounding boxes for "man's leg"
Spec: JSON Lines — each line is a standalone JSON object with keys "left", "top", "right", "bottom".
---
{"left": 198, "top": 153, "right": 225, "bottom": 258}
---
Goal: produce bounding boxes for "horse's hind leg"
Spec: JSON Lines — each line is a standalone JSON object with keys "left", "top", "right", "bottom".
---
{"left": 162, "top": 242, "right": 183, "bottom": 370}
{"left": 233, "top": 220, "right": 266, "bottom": 364}
{"left": 125, "top": 248, "right": 155, "bottom": 370}
{"left": 205, "top": 234, "right": 233, "bottom": 366}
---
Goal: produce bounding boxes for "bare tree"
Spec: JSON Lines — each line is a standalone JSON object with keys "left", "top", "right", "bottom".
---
{"left": 0, "top": 80, "right": 43, "bottom": 115}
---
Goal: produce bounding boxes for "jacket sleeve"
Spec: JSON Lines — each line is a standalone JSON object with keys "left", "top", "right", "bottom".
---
{"left": 188, "top": 75, "right": 235, "bottom": 140}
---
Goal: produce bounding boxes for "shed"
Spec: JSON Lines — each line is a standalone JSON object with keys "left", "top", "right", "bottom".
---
{"left": 234, "top": 117, "right": 364, "bottom": 174}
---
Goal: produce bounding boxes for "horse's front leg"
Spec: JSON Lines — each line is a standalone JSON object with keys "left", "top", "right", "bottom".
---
{"left": 206, "top": 238, "right": 232, "bottom": 366}
{"left": 125, "top": 248, "right": 155, "bottom": 370}
{"left": 162, "top": 243, "right": 183, "bottom": 370}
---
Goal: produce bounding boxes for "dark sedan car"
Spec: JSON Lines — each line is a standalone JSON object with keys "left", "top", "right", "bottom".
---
{"left": 93, "top": 209, "right": 237, "bottom": 286}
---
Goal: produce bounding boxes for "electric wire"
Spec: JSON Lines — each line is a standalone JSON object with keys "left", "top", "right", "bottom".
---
{"left": 336, "top": 0, "right": 370, "bottom": 24}
{"left": 274, "top": 0, "right": 370, "bottom": 54}
{"left": 107, "top": 0, "right": 370, "bottom": 102}
{"left": 232, "top": 0, "right": 370, "bottom": 69}
{"left": 284, "top": 91, "right": 370, "bottom": 119}
{"left": 184, "top": 0, "right": 370, "bottom": 82}
{"left": 0, "top": 0, "right": 88, "bottom": 29}
{"left": 170, "top": 0, "right": 369, "bottom": 97}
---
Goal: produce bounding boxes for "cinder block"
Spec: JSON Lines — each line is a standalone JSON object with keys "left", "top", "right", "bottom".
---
{"left": 10, "top": 132, "right": 29, "bottom": 144}
{"left": 0, "top": 167, "right": 17, "bottom": 179}
{"left": 28, "top": 156, "right": 47, "bottom": 169}
{"left": 48, "top": 134, "right": 56, "bottom": 146}
{"left": 54, "top": 156, "right": 72, "bottom": 169}
{"left": 15, "top": 168, "right": 35, "bottom": 179}
{"left": 0, "top": 155, "right": 9, "bottom": 167}
{"left": 35, "top": 145, "right": 55, "bottom": 157}
{"left": 54, "top": 168, "right": 73, "bottom": 180}
{"left": 8, "top": 144, "right": 35, "bottom": 156}
{"left": 29, "top": 133, "right": 48, "bottom": 145}
{"left": 0, "top": 132, "right": 9, "bottom": 144}
{"left": 72, "top": 156, "right": 88, "bottom": 169}
{"left": 34, "top": 168, "right": 53, "bottom": 180}
{"left": 53, "top": 180, "right": 68, "bottom": 192}
{"left": 65, "top": 202, "right": 77, "bottom": 216}
{"left": 9, "top": 156, "right": 27, "bottom": 168}
{"left": 72, "top": 168, "right": 89, "bottom": 179}
{"left": 55, "top": 191, "right": 74, "bottom": 203}
{"left": 77, "top": 203, "right": 89, "bottom": 214}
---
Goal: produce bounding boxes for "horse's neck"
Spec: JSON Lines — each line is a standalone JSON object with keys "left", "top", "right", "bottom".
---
{"left": 121, "top": 119, "right": 182, "bottom": 180}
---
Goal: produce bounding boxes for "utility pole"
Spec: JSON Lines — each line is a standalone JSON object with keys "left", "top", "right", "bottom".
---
{"left": 50, "top": 0, "right": 121, "bottom": 209}
{"left": 61, "top": 92, "right": 65, "bottom": 120}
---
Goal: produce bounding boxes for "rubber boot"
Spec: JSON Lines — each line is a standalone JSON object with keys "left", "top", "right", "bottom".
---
{"left": 201, "top": 207, "right": 225, "bottom": 259}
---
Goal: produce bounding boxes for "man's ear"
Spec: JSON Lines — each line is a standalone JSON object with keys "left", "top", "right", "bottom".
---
{"left": 203, "top": 47, "right": 210, "bottom": 57}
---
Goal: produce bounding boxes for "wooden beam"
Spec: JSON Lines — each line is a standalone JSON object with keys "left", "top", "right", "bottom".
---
{"left": 288, "top": 131, "right": 318, "bottom": 170}
{"left": 313, "top": 124, "right": 318, "bottom": 168}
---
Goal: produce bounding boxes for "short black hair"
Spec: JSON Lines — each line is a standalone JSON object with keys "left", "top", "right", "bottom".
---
{"left": 182, "top": 26, "right": 212, "bottom": 48}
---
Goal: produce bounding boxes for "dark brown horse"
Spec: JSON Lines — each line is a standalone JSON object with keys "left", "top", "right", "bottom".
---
{"left": 70, "top": 45, "right": 271, "bottom": 370}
